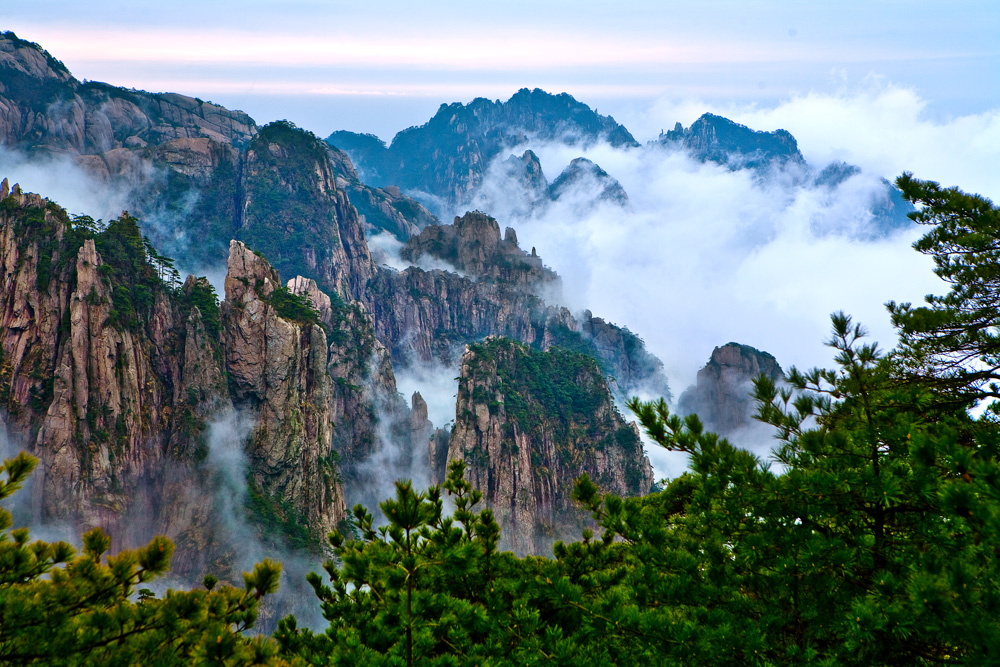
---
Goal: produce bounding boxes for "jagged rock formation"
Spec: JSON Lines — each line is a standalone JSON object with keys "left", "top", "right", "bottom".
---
{"left": 659, "top": 113, "right": 805, "bottom": 170}
{"left": 0, "top": 33, "right": 431, "bottom": 273}
{"left": 328, "top": 88, "right": 638, "bottom": 212}
{"left": 677, "top": 343, "right": 783, "bottom": 438}
{"left": 401, "top": 211, "right": 560, "bottom": 292}
{"left": 221, "top": 241, "right": 344, "bottom": 539}
{"left": 503, "top": 150, "right": 548, "bottom": 197}
{"left": 448, "top": 337, "right": 653, "bottom": 554}
{"left": 0, "top": 187, "right": 368, "bottom": 575}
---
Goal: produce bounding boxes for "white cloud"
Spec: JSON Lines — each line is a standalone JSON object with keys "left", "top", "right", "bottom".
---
{"left": 469, "top": 128, "right": 949, "bottom": 479}
{"left": 646, "top": 82, "right": 1000, "bottom": 200}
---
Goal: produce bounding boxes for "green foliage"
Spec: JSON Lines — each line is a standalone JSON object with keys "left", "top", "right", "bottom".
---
{"left": 267, "top": 286, "right": 321, "bottom": 326}
{"left": 238, "top": 120, "right": 340, "bottom": 285}
{"left": 613, "top": 308, "right": 1000, "bottom": 665}
{"left": 278, "top": 460, "right": 635, "bottom": 666}
{"left": 0, "top": 453, "right": 283, "bottom": 666}
{"left": 889, "top": 173, "right": 1000, "bottom": 411}
{"left": 178, "top": 276, "right": 223, "bottom": 339}
{"left": 247, "top": 479, "right": 317, "bottom": 553}
{"left": 469, "top": 338, "right": 606, "bottom": 432}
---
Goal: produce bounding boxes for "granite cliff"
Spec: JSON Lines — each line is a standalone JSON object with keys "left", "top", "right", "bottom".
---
{"left": 0, "top": 183, "right": 423, "bottom": 574}
{"left": 677, "top": 342, "right": 783, "bottom": 439}
{"left": 446, "top": 337, "right": 653, "bottom": 554}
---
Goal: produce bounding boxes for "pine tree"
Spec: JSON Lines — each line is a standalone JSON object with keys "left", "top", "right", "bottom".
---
{"left": 0, "top": 452, "right": 285, "bottom": 666}
{"left": 889, "top": 173, "right": 1000, "bottom": 411}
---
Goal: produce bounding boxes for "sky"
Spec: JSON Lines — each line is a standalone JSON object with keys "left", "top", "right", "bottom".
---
{"left": 5, "top": 1, "right": 999, "bottom": 141}
{"left": 4, "top": 2, "right": 1000, "bottom": 479}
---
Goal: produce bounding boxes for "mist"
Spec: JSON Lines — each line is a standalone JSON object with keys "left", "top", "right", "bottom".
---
{"left": 0, "top": 147, "right": 230, "bottom": 297}
{"left": 202, "top": 408, "right": 325, "bottom": 631}
{"left": 394, "top": 359, "right": 460, "bottom": 429}
{"left": 0, "top": 147, "right": 132, "bottom": 221}
{"left": 440, "top": 88, "right": 995, "bottom": 478}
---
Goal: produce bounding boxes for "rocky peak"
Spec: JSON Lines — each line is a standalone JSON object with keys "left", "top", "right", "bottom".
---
{"left": 660, "top": 113, "right": 804, "bottom": 170}
{"left": 224, "top": 240, "right": 279, "bottom": 304}
{"left": 287, "top": 276, "right": 333, "bottom": 328}
{"left": 0, "top": 31, "right": 72, "bottom": 82}
{"left": 400, "top": 211, "right": 561, "bottom": 294}
{"left": 447, "top": 337, "right": 653, "bottom": 554}
{"left": 549, "top": 157, "right": 629, "bottom": 205}
{"left": 325, "top": 88, "right": 637, "bottom": 213}
{"left": 503, "top": 150, "right": 548, "bottom": 196}
{"left": 677, "top": 342, "right": 783, "bottom": 438}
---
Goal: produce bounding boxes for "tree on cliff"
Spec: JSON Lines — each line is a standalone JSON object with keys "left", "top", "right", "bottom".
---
{"left": 0, "top": 452, "right": 283, "bottom": 666}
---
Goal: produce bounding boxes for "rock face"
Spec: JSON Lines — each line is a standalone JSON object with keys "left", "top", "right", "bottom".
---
{"left": 237, "top": 122, "right": 377, "bottom": 303}
{"left": 447, "top": 337, "right": 653, "bottom": 554}
{"left": 221, "top": 241, "right": 344, "bottom": 538}
{"left": 0, "top": 189, "right": 356, "bottom": 575}
{"left": 677, "top": 343, "right": 783, "bottom": 438}
{"left": 328, "top": 88, "right": 638, "bottom": 212}
{"left": 0, "top": 32, "right": 254, "bottom": 165}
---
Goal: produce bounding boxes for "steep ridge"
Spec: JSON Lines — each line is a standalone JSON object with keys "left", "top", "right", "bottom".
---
{"left": 0, "top": 32, "right": 256, "bottom": 155}
{"left": 677, "top": 342, "right": 783, "bottom": 439}
{"left": 237, "top": 122, "right": 376, "bottom": 302}
{"left": 328, "top": 88, "right": 638, "bottom": 211}
{"left": 659, "top": 113, "right": 804, "bottom": 170}
{"left": 447, "top": 337, "right": 653, "bottom": 554}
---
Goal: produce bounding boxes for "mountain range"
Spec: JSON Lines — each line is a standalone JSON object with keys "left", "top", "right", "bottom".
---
{"left": 0, "top": 30, "right": 912, "bottom": 575}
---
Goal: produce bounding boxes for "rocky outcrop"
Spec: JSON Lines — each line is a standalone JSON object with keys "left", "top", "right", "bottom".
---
{"left": 401, "top": 211, "right": 561, "bottom": 293}
{"left": 221, "top": 241, "right": 344, "bottom": 538}
{"left": 447, "top": 337, "right": 653, "bottom": 554}
{"left": 677, "top": 342, "right": 783, "bottom": 438}
{"left": 0, "top": 190, "right": 356, "bottom": 576}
